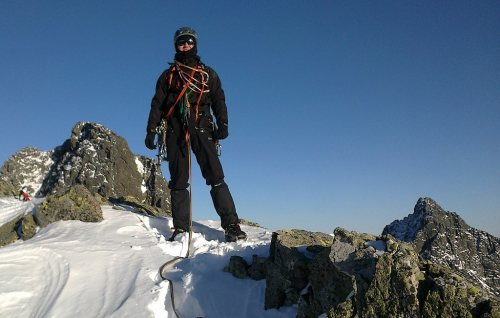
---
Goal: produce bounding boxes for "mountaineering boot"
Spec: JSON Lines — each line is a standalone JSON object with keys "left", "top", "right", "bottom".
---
{"left": 170, "top": 189, "right": 190, "bottom": 236}
{"left": 210, "top": 182, "right": 239, "bottom": 230}
{"left": 225, "top": 223, "right": 247, "bottom": 242}
{"left": 168, "top": 228, "right": 187, "bottom": 241}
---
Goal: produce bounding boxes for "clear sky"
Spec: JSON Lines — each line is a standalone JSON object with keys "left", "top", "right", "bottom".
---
{"left": 1, "top": 1, "right": 499, "bottom": 237}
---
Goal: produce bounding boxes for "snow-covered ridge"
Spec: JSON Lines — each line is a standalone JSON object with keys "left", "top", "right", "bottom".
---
{"left": 0, "top": 199, "right": 297, "bottom": 318}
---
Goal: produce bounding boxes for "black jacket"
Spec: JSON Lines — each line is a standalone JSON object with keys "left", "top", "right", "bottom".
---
{"left": 147, "top": 57, "right": 228, "bottom": 134}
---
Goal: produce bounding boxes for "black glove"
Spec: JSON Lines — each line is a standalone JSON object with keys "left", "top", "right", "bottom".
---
{"left": 145, "top": 132, "right": 157, "bottom": 150}
{"left": 216, "top": 123, "right": 229, "bottom": 140}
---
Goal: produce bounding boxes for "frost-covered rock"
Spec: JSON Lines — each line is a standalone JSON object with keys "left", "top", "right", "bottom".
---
{"left": 0, "top": 147, "right": 54, "bottom": 196}
{"left": 35, "top": 122, "right": 170, "bottom": 216}
{"left": 1, "top": 123, "right": 171, "bottom": 217}
{"left": 265, "top": 227, "right": 500, "bottom": 318}
{"left": 383, "top": 197, "right": 500, "bottom": 297}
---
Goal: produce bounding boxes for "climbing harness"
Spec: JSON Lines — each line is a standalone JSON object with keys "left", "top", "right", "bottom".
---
{"left": 155, "top": 60, "right": 221, "bottom": 165}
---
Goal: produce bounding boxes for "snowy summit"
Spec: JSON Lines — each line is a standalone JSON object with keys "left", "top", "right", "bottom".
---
{"left": 0, "top": 197, "right": 297, "bottom": 318}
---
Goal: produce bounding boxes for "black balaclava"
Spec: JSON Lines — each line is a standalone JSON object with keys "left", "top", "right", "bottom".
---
{"left": 174, "top": 35, "right": 199, "bottom": 64}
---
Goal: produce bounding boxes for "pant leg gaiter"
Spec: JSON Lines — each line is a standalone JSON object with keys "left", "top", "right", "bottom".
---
{"left": 170, "top": 189, "right": 190, "bottom": 231}
{"left": 210, "top": 182, "right": 239, "bottom": 230}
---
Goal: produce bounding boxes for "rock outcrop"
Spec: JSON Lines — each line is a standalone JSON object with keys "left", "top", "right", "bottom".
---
{"left": 0, "top": 179, "right": 17, "bottom": 196}
{"left": 383, "top": 197, "right": 500, "bottom": 297}
{"left": 265, "top": 229, "right": 335, "bottom": 309}
{"left": 36, "top": 185, "right": 103, "bottom": 227}
{"left": 0, "top": 122, "right": 171, "bottom": 217}
{"left": 263, "top": 227, "right": 500, "bottom": 318}
{"left": 0, "top": 214, "right": 37, "bottom": 247}
{"left": 224, "top": 255, "right": 268, "bottom": 280}
{"left": 0, "top": 147, "right": 54, "bottom": 196}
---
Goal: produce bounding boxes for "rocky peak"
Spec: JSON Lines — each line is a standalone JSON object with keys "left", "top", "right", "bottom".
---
{"left": 383, "top": 197, "right": 500, "bottom": 297}
{"left": 0, "top": 147, "right": 54, "bottom": 196}
{"left": 1, "top": 122, "right": 171, "bottom": 216}
{"left": 264, "top": 227, "right": 500, "bottom": 317}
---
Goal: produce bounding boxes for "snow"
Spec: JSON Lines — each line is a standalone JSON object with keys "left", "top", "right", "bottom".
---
{"left": 0, "top": 197, "right": 44, "bottom": 227}
{"left": 0, "top": 198, "right": 297, "bottom": 318}
{"left": 365, "top": 240, "right": 386, "bottom": 256}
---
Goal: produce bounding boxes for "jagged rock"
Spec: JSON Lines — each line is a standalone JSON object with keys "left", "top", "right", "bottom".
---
{"left": 0, "top": 179, "right": 17, "bottom": 196}
{"left": 264, "top": 229, "right": 334, "bottom": 309}
{"left": 0, "top": 214, "right": 37, "bottom": 247}
{"left": 93, "top": 192, "right": 110, "bottom": 205}
{"left": 383, "top": 197, "right": 500, "bottom": 297}
{"left": 136, "top": 155, "right": 171, "bottom": 214}
{"left": 239, "top": 219, "right": 260, "bottom": 227}
{"left": 20, "top": 214, "right": 37, "bottom": 240}
{"left": 296, "top": 228, "right": 385, "bottom": 318}
{"left": 420, "top": 261, "right": 500, "bottom": 317}
{"left": 0, "top": 216, "right": 22, "bottom": 247}
{"left": 1, "top": 123, "right": 171, "bottom": 217}
{"left": 0, "top": 147, "right": 54, "bottom": 196}
{"left": 248, "top": 255, "right": 267, "bottom": 281}
{"left": 360, "top": 236, "right": 423, "bottom": 317}
{"left": 33, "top": 122, "right": 170, "bottom": 216}
{"left": 223, "top": 254, "right": 268, "bottom": 281}
{"left": 224, "top": 255, "right": 249, "bottom": 279}
{"left": 266, "top": 227, "right": 500, "bottom": 318}
{"left": 36, "top": 185, "right": 103, "bottom": 227}
{"left": 111, "top": 196, "right": 162, "bottom": 217}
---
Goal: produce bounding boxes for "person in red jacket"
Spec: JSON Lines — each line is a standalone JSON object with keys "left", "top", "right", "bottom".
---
{"left": 19, "top": 186, "right": 30, "bottom": 201}
{"left": 145, "top": 27, "right": 246, "bottom": 242}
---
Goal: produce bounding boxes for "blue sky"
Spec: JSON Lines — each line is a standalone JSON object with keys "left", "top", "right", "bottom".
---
{"left": 1, "top": 1, "right": 499, "bottom": 236}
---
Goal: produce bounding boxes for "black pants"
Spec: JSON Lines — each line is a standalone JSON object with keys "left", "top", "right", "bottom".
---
{"left": 167, "top": 113, "right": 223, "bottom": 189}
{"left": 166, "top": 113, "right": 238, "bottom": 231}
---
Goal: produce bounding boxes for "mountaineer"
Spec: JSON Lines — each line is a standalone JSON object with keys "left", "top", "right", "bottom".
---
{"left": 145, "top": 27, "right": 246, "bottom": 242}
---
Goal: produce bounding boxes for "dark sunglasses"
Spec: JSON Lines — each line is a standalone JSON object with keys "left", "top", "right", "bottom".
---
{"left": 176, "top": 38, "right": 195, "bottom": 46}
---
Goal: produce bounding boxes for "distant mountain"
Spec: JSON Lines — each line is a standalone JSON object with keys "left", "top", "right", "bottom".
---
{"left": 0, "top": 122, "right": 170, "bottom": 216}
{"left": 383, "top": 197, "right": 500, "bottom": 297}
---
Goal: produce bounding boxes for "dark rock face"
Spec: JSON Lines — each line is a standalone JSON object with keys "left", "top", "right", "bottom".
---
{"left": 31, "top": 122, "right": 170, "bottom": 216}
{"left": 224, "top": 255, "right": 250, "bottom": 279}
{"left": 248, "top": 255, "right": 267, "bottom": 281}
{"left": 111, "top": 196, "right": 160, "bottom": 217}
{"left": 36, "top": 185, "right": 103, "bottom": 227}
{"left": 224, "top": 255, "right": 268, "bottom": 281}
{"left": 0, "top": 179, "right": 18, "bottom": 196}
{"left": 0, "top": 214, "right": 37, "bottom": 247}
{"left": 135, "top": 155, "right": 170, "bottom": 213}
{"left": 265, "top": 229, "right": 335, "bottom": 309}
{"left": 265, "top": 227, "right": 500, "bottom": 318}
{"left": 1, "top": 123, "right": 171, "bottom": 216}
{"left": 0, "top": 147, "right": 54, "bottom": 196}
{"left": 383, "top": 197, "right": 500, "bottom": 297}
